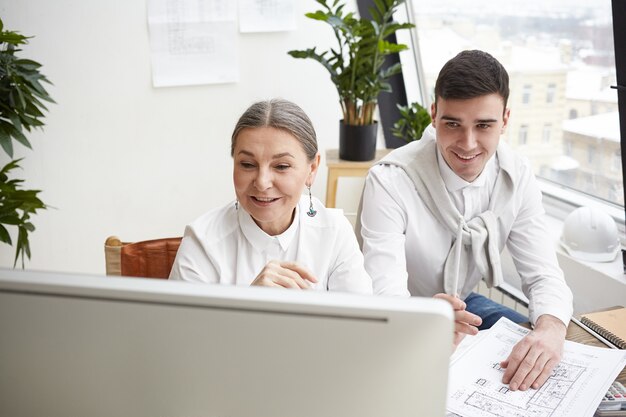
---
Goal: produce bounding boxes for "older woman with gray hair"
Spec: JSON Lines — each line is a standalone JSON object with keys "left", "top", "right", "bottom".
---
{"left": 170, "top": 98, "right": 372, "bottom": 294}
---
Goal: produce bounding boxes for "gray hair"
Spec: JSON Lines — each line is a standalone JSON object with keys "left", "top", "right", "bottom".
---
{"left": 231, "top": 98, "right": 318, "bottom": 161}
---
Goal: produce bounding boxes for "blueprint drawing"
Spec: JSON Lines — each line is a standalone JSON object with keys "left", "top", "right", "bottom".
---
{"left": 447, "top": 318, "right": 626, "bottom": 417}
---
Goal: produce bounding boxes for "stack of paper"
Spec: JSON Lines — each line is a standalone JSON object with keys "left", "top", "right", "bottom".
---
{"left": 446, "top": 318, "right": 626, "bottom": 417}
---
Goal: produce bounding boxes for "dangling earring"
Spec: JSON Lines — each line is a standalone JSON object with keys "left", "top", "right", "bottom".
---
{"left": 234, "top": 200, "right": 239, "bottom": 210}
{"left": 306, "top": 185, "right": 317, "bottom": 217}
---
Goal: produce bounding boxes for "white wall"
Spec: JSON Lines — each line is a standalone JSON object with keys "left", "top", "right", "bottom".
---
{"left": 0, "top": 0, "right": 358, "bottom": 273}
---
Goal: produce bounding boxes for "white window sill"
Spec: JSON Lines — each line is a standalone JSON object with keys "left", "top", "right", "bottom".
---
{"left": 501, "top": 180, "right": 626, "bottom": 314}
{"left": 503, "top": 211, "right": 626, "bottom": 314}
{"left": 545, "top": 215, "right": 625, "bottom": 285}
{"left": 539, "top": 177, "right": 626, "bottom": 280}
{"left": 539, "top": 178, "right": 625, "bottom": 243}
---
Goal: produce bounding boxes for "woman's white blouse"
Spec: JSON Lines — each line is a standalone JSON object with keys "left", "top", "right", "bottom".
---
{"left": 169, "top": 195, "right": 372, "bottom": 294}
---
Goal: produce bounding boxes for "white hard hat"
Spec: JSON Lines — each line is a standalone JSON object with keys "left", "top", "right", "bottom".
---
{"left": 560, "top": 206, "right": 620, "bottom": 262}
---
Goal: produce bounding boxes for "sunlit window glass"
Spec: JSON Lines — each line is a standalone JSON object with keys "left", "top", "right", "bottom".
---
{"left": 547, "top": 83, "right": 557, "bottom": 103}
{"left": 519, "top": 125, "right": 529, "bottom": 145}
{"left": 543, "top": 124, "right": 552, "bottom": 143}
{"left": 407, "top": 0, "right": 622, "bottom": 205}
{"left": 522, "top": 85, "right": 532, "bottom": 105}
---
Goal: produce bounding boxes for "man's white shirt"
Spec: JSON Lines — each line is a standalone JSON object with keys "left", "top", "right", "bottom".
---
{"left": 360, "top": 129, "right": 573, "bottom": 326}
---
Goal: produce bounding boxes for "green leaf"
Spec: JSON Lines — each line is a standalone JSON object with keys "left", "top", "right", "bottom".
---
{"left": 23, "top": 94, "right": 49, "bottom": 113}
{"left": 21, "top": 229, "right": 31, "bottom": 259}
{"left": 0, "top": 215, "right": 22, "bottom": 225}
{"left": 24, "top": 101, "right": 45, "bottom": 118}
{"left": 0, "top": 202, "right": 21, "bottom": 214}
{"left": 379, "top": 81, "right": 392, "bottom": 92}
{"left": 23, "top": 76, "right": 49, "bottom": 96}
{"left": 14, "top": 227, "right": 27, "bottom": 267}
{"left": 7, "top": 123, "right": 32, "bottom": 149}
{"left": 0, "top": 32, "right": 29, "bottom": 45}
{"left": 14, "top": 85, "right": 27, "bottom": 110}
{"left": 380, "top": 62, "right": 403, "bottom": 78}
{"left": 23, "top": 85, "right": 52, "bottom": 106}
{"left": 305, "top": 11, "right": 329, "bottom": 22}
{"left": 326, "top": 15, "right": 347, "bottom": 30}
{"left": 372, "top": 0, "right": 387, "bottom": 21}
{"left": 383, "top": 22, "right": 414, "bottom": 38}
{"left": 0, "top": 158, "right": 47, "bottom": 267}
{"left": 369, "top": 6, "right": 383, "bottom": 24}
{"left": 7, "top": 111, "right": 22, "bottom": 132}
{"left": 0, "top": 125, "right": 14, "bottom": 157}
{"left": 0, "top": 158, "right": 22, "bottom": 175}
{"left": 378, "top": 39, "right": 408, "bottom": 54}
{"left": 0, "top": 224, "right": 11, "bottom": 245}
{"left": 392, "top": 101, "right": 431, "bottom": 142}
{"left": 19, "top": 113, "right": 43, "bottom": 128}
{"left": 15, "top": 59, "right": 42, "bottom": 69}
{"left": 288, "top": 48, "right": 313, "bottom": 59}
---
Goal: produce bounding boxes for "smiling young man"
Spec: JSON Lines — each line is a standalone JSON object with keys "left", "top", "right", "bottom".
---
{"left": 359, "top": 50, "right": 573, "bottom": 391}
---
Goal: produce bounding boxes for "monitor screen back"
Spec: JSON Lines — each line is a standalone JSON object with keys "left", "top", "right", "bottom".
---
{"left": 0, "top": 269, "right": 453, "bottom": 417}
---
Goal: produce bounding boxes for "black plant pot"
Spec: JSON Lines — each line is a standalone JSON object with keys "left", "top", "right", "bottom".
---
{"left": 339, "top": 120, "right": 378, "bottom": 161}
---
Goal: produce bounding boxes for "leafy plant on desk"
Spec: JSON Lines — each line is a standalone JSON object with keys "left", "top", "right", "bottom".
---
{"left": 0, "top": 18, "right": 53, "bottom": 267}
{"left": 288, "top": 0, "right": 414, "bottom": 126}
{"left": 391, "top": 102, "right": 431, "bottom": 143}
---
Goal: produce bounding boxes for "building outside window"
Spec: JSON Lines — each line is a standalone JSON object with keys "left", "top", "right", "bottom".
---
{"left": 404, "top": 0, "right": 622, "bottom": 206}
{"left": 518, "top": 125, "right": 528, "bottom": 145}
{"left": 522, "top": 85, "right": 532, "bottom": 105}
{"left": 565, "top": 139, "right": 572, "bottom": 156}
{"left": 543, "top": 124, "right": 552, "bottom": 143}
{"left": 613, "top": 150, "right": 622, "bottom": 172}
{"left": 546, "top": 83, "right": 556, "bottom": 103}
{"left": 588, "top": 145, "right": 596, "bottom": 165}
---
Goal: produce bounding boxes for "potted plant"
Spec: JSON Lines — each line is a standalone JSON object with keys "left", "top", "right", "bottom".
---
{"left": 288, "top": 0, "right": 414, "bottom": 161}
{"left": 0, "top": 18, "right": 52, "bottom": 267}
{"left": 391, "top": 101, "right": 431, "bottom": 143}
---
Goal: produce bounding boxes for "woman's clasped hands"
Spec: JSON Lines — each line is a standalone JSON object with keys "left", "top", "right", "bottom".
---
{"left": 251, "top": 260, "right": 318, "bottom": 289}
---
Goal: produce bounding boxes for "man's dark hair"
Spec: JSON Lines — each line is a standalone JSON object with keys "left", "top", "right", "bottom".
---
{"left": 434, "top": 50, "right": 510, "bottom": 111}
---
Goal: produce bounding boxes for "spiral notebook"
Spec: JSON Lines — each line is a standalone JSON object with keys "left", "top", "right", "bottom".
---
{"left": 580, "top": 307, "right": 626, "bottom": 349}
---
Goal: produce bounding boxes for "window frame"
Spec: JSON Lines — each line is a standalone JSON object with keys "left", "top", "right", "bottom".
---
{"left": 613, "top": 0, "right": 626, "bottom": 234}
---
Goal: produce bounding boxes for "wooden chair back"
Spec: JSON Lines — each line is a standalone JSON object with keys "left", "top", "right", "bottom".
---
{"left": 104, "top": 236, "right": 182, "bottom": 279}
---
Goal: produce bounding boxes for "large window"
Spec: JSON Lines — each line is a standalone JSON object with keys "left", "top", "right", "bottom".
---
{"left": 402, "top": 0, "right": 622, "bottom": 206}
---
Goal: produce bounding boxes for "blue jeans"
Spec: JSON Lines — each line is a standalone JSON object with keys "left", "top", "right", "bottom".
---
{"left": 464, "top": 292, "right": 528, "bottom": 330}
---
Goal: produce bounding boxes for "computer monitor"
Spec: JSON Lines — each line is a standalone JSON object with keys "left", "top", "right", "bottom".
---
{"left": 0, "top": 269, "right": 453, "bottom": 417}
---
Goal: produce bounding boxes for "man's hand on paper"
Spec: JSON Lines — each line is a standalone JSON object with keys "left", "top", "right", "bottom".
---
{"left": 500, "top": 314, "right": 566, "bottom": 391}
{"left": 434, "top": 293, "right": 483, "bottom": 349}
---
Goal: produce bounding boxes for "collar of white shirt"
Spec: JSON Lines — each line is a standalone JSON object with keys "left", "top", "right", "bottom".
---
{"left": 436, "top": 148, "right": 498, "bottom": 193}
{"left": 238, "top": 203, "right": 300, "bottom": 253}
